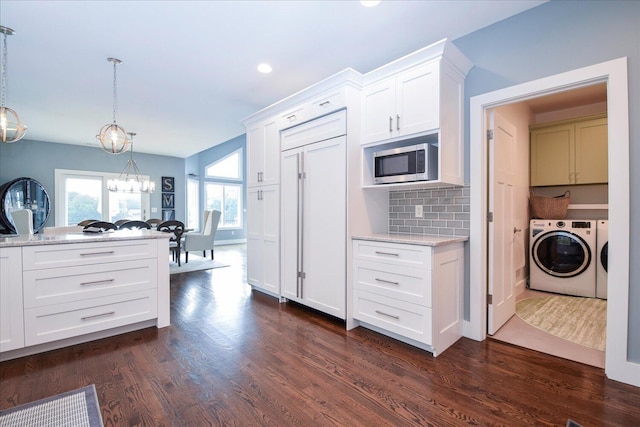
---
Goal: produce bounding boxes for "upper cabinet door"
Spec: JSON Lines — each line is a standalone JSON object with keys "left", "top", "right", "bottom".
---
{"left": 530, "top": 124, "right": 574, "bottom": 186}
{"left": 362, "top": 77, "right": 396, "bottom": 144}
{"left": 246, "top": 116, "right": 280, "bottom": 187}
{"left": 395, "top": 62, "right": 439, "bottom": 138}
{"left": 574, "top": 117, "right": 608, "bottom": 184}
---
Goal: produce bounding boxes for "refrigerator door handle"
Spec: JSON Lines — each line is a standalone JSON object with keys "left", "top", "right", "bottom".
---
{"left": 297, "top": 151, "right": 305, "bottom": 299}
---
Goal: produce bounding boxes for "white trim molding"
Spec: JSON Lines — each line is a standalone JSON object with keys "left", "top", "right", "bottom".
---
{"left": 468, "top": 57, "right": 638, "bottom": 387}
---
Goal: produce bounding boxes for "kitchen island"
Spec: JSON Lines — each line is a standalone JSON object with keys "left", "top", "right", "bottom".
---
{"left": 351, "top": 233, "right": 467, "bottom": 356}
{"left": 0, "top": 229, "right": 171, "bottom": 361}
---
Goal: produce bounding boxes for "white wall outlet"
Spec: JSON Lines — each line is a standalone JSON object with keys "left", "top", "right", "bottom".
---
{"left": 415, "top": 205, "right": 423, "bottom": 218}
{"left": 151, "top": 207, "right": 158, "bottom": 213}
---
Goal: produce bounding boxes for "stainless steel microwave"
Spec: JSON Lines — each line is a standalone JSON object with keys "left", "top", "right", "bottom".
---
{"left": 373, "top": 143, "right": 438, "bottom": 184}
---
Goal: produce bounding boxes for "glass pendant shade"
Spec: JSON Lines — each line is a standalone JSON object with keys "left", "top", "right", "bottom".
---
{"left": 0, "top": 106, "right": 27, "bottom": 143}
{"left": 0, "top": 26, "right": 27, "bottom": 143}
{"left": 107, "top": 133, "right": 155, "bottom": 193}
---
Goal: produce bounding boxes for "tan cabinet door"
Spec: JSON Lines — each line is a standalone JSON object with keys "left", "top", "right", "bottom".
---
{"left": 575, "top": 118, "right": 608, "bottom": 184}
{"left": 530, "top": 123, "right": 574, "bottom": 186}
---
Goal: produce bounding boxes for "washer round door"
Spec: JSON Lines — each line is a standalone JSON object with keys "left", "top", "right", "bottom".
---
{"left": 532, "top": 230, "right": 592, "bottom": 278}
{"left": 600, "top": 242, "right": 608, "bottom": 272}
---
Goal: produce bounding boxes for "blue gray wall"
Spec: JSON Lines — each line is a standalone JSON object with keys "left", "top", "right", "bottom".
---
{"left": 185, "top": 133, "right": 247, "bottom": 242}
{"left": 0, "top": 139, "right": 186, "bottom": 225}
{"left": 454, "top": 0, "right": 639, "bottom": 360}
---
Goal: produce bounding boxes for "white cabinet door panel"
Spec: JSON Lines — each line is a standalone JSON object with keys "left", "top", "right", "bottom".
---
{"left": 0, "top": 247, "right": 24, "bottom": 352}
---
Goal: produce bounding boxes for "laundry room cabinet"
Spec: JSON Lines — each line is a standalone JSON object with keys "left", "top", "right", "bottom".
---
{"left": 530, "top": 115, "right": 608, "bottom": 186}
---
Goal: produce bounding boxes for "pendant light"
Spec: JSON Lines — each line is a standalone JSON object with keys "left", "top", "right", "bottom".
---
{"left": 0, "top": 26, "right": 27, "bottom": 143}
{"left": 97, "top": 57, "right": 129, "bottom": 154}
{"left": 107, "top": 132, "right": 155, "bottom": 193}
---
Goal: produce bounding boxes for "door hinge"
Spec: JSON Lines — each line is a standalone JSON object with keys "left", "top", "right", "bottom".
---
{"left": 487, "top": 212, "right": 493, "bottom": 222}
{"left": 487, "top": 129, "right": 494, "bottom": 140}
{"left": 297, "top": 271, "right": 306, "bottom": 279}
{"left": 487, "top": 294, "right": 493, "bottom": 305}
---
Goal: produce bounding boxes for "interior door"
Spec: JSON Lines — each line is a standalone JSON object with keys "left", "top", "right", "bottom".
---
{"left": 488, "top": 110, "right": 517, "bottom": 335}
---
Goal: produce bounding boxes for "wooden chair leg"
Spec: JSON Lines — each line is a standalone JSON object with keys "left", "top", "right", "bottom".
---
{"left": 210, "top": 249, "right": 214, "bottom": 260}
{"left": 185, "top": 252, "right": 189, "bottom": 263}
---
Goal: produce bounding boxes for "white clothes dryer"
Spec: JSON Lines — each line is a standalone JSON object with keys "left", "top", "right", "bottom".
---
{"left": 596, "top": 220, "right": 608, "bottom": 299}
{"left": 529, "top": 219, "right": 597, "bottom": 298}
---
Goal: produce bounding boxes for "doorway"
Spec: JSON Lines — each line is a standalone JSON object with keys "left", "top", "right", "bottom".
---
{"left": 468, "top": 58, "right": 637, "bottom": 386}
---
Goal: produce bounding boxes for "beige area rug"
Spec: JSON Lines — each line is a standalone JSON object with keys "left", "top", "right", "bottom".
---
{"left": 516, "top": 296, "right": 606, "bottom": 351}
{"left": 170, "top": 258, "right": 229, "bottom": 275}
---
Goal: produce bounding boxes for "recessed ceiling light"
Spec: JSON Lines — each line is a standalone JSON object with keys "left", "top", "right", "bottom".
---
{"left": 360, "top": 1, "right": 381, "bottom": 7}
{"left": 257, "top": 63, "right": 272, "bottom": 73}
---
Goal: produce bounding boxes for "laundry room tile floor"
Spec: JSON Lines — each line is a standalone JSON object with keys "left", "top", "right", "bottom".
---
{"left": 490, "top": 289, "right": 605, "bottom": 368}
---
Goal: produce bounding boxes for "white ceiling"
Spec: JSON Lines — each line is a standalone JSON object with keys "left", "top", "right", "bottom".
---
{"left": 0, "top": 1, "right": 546, "bottom": 158}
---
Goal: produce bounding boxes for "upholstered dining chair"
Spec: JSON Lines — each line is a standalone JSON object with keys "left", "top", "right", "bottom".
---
{"left": 10, "top": 209, "right": 33, "bottom": 235}
{"left": 119, "top": 220, "right": 151, "bottom": 230}
{"left": 183, "top": 210, "right": 221, "bottom": 263}
{"left": 158, "top": 220, "right": 185, "bottom": 266}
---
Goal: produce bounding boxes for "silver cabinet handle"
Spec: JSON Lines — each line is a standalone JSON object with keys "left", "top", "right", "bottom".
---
{"left": 397, "top": 114, "right": 400, "bottom": 130}
{"left": 80, "top": 251, "right": 115, "bottom": 257}
{"left": 81, "top": 311, "right": 115, "bottom": 321}
{"left": 319, "top": 101, "right": 330, "bottom": 107}
{"left": 389, "top": 116, "right": 393, "bottom": 132}
{"left": 287, "top": 114, "right": 296, "bottom": 120}
{"left": 375, "top": 310, "right": 399, "bottom": 320}
{"left": 375, "top": 251, "right": 399, "bottom": 257}
{"left": 80, "top": 279, "right": 115, "bottom": 286}
{"left": 375, "top": 278, "right": 400, "bottom": 286}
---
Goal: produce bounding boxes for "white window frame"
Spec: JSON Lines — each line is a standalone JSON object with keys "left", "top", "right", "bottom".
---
{"left": 204, "top": 148, "right": 243, "bottom": 181}
{"left": 186, "top": 177, "right": 200, "bottom": 231}
{"left": 54, "top": 169, "right": 151, "bottom": 226}
{"left": 204, "top": 181, "right": 243, "bottom": 230}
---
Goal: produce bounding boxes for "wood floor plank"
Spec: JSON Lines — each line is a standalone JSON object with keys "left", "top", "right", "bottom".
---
{"left": 1, "top": 245, "right": 639, "bottom": 426}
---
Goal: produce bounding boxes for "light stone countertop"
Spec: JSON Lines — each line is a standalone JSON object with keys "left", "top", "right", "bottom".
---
{"left": 352, "top": 233, "right": 468, "bottom": 247}
{"left": 0, "top": 229, "right": 171, "bottom": 248}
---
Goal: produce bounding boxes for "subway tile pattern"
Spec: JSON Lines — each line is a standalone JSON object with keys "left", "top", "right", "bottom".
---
{"left": 389, "top": 185, "right": 470, "bottom": 236}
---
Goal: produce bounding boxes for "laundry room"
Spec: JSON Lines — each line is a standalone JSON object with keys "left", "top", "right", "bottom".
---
{"left": 488, "top": 82, "right": 609, "bottom": 368}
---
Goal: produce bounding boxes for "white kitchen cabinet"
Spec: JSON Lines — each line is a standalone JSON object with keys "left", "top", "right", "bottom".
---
{"left": 0, "top": 247, "right": 24, "bottom": 352}
{"left": 362, "top": 62, "right": 439, "bottom": 143}
{"left": 352, "top": 239, "right": 464, "bottom": 356}
{"left": 530, "top": 115, "right": 608, "bottom": 186}
{"left": 281, "top": 112, "right": 347, "bottom": 319}
{"left": 247, "top": 184, "right": 280, "bottom": 297}
{"left": 247, "top": 116, "right": 280, "bottom": 187}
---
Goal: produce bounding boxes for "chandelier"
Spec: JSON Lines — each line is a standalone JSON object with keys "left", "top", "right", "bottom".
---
{"left": 97, "top": 57, "right": 129, "bottom": 154}
{"left": 0, "top": 26, "right": 27, "bottom": 143}
{"left": 107, "top": 132, "right": 155, "bottom": 193}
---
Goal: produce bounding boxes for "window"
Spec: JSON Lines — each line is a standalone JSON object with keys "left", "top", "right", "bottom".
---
{"left": 204, "top": 183, "right": 242, "bottom": 229}
{"left": 55, "top": 169, "right": 151, "bottom": 226}
{"left": 203, "top": 148, "right": 243, "bottom": 230}
{"left": 205, "top": 149, "right": 243, "bottom": 181}
{"left": 186, "top": 177, "right": 200, "bottom": 231}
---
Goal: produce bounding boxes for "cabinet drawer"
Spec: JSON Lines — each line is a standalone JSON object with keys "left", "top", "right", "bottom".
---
{"left": 23, "top": 259, "right": 157, "bottom": 308}
{"left": 353, "top": 240, "right": 431, "bottom": 269}
{"left": 354, "top": 290, "right": 432, "bottom": 345}
{"left": 309, "top": 89, "right": 345, "bottom": 118}
{"left": 22, "top": 240, "right": 157, "bottom": 270}
{"left": 353, "top": 260, "right": 431, "bottom": 306}
{"left": 24, "top": 290, "right": 158, "bottom": 346}
{"left": 280, "top": 105, "right": 307, "bottom": 129}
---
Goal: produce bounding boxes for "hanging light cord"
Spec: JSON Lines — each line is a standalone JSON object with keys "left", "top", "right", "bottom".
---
{"left": 111, "top": 59, "right": 119, "bottom": 125}
{"left": 1, "top": 30, "right": 8, "bottom": 108}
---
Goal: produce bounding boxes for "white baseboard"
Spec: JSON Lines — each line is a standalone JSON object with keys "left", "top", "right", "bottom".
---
{"left": 214, "top": 239, "right": 247, "bottom": 246}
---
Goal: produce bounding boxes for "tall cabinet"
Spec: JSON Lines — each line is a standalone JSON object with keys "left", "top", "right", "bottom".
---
{"left": 280, "top": 112, "right": 347, "bottom": 319}
{"left": 246, "top": 117, "right": 281, "bottom": 296}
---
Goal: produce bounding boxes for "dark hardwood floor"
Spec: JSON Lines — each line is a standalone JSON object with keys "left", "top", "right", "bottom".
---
{"left": 1, "top": 244, "right": 639, "bottom": 426}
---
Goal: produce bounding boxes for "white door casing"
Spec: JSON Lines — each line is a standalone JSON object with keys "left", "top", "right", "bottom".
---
{"left": 469, "top": 57, "right": 637, "bottom": 386}
{"left": 487, "top": 110, "right": 517, "bottom": 335}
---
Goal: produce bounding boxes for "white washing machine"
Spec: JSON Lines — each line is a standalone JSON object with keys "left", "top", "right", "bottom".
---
{"left": 596, "top": 220, "right": 608, "bottom": 299}
{"left": 529, "top": 219, "right": 597, "bottom": 298}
